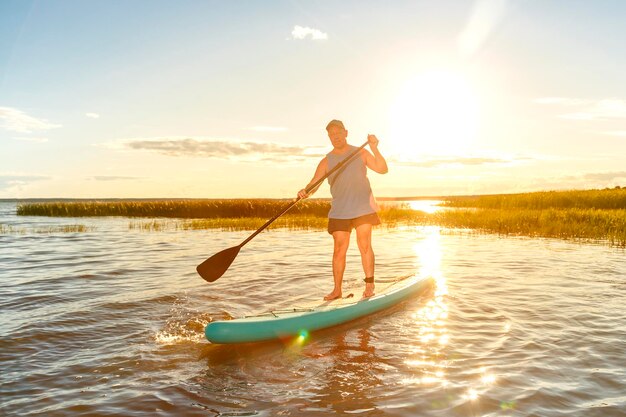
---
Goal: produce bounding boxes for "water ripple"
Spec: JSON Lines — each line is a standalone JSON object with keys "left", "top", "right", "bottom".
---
{"left": 1, "top": 204, "right": 625, "bottom": 416}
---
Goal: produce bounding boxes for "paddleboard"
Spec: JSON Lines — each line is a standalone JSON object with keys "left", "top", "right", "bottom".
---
{"left": 205, "top": 274, "right": 433, "bottom": 344}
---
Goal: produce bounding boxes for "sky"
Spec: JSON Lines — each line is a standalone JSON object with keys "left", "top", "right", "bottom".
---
{"left": 1, "top": 0, "right": 626, "bottom": 198}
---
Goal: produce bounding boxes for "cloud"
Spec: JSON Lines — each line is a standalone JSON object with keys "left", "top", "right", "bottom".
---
{"left": 291, "top": 25, "right": 328, "bottom": 40}
{"left": 248, "top": 126, "right": 288, "bottom": 132}
{"left": 603, "top": 131, "right": 626, "bottom": 137}
{"left": 394, "top": 156, "right": 521, "bottom": 168}
{"left": 517, "top": 171, "right": 626, "bottom": 192}
{"left": 85, "top": 113, "right": 100, "bottom": 119}
{"left": 533, "top": 97, "right": 587, "bottom": 106}
{"left": 13, "top": 136, "right": 49, "bottom": 143}
{"left": 535, "top": 97, "right": 626, "bottom": 120}
{"left": 0, "top": 107, "right": 62, "bottom": 133}
{"left": 580, "top": 171, "right": 626, "bottom": 181}
{"left": 113, "top": 137, "right": 326, "bottom": 162}
{"left": 89, "top": 176, "right": 142, "bottom": 181}
{"left": 0, "top": 174, "right": 50, "bottom": 191}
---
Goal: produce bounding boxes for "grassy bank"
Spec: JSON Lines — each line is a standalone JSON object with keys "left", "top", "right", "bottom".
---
{"left": 434, "top": 208, "right": 626, "bottom": 247}
{"left": 125, "top": 206, "right": 626, "bottom": 246}
{"left": 437, "top": 188, "right": 626, "bottom": 247}
{"left": 14, "top": 189, "right": 626, "bottom": 246}
{"left": 16, "top": 199, "right": 333, "bottom": 218}
{"left": 0, "top": 224, "right": 93, "bottom": 234}
{"left": 128, "top": 207, "right": 429, "bottom": 232}
{"left": 443, "top": 188, "right": 626, "bottom": 209}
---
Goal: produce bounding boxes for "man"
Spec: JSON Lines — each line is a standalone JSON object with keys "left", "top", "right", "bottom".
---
{"left": 298, "top": 119, "right": 388, "bottom": 300}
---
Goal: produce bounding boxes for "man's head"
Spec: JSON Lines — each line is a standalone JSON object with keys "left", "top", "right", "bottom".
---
{"left": 326, "top": 119, "right": 345, "bottom": 131}
{"left": 326, "top": 119, "right": 348, "bottom": 149}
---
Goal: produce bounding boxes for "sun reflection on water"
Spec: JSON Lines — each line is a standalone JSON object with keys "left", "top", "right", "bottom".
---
{"left": 403, "top": 228, "right": 450, "bottom": 388}
{"left": 403, "top": 227, "right": 504, "bottom": 409}
{"left": 408, "top": 200, "right": 445, "bottom": 214}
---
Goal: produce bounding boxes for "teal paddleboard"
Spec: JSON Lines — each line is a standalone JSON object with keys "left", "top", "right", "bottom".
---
{"left": 205, "top": 274, "right": 433, "bottom": 344}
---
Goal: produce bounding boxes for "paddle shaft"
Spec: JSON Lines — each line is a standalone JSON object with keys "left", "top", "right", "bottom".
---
{"left": 239, "top": 141, "right": 368, "bottom": 247}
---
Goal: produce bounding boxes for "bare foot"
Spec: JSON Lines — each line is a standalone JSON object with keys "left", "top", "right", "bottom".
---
{"left": 362, "top": 283, "right": 375, "bottom": 298}
{"left": 324, "top": 291, "right": 342, "bottom": 301}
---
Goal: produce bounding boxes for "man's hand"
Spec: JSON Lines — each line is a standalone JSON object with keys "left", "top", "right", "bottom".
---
{"left": 297, "top": 188, "right": 310, "bottom": 199}
{"left": 364, "top": 134, "right": 388, "bottom": 174}
{"left": 298, "top": 156, "right": 328, "bottom": 200}
{"left": 367, "top": 134, "right": 379, "bottom": 149}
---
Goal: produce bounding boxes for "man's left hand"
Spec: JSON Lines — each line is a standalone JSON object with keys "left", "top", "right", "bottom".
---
{"left": 367, "top": 134, "right": 379, "bottom": 149}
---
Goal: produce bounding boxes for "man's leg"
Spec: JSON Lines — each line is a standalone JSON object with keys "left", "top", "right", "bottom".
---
{"left": 326, "top": 231, "right": 351, "bottom": 300}
{"left": 355, "top": 223, "right": 375, "bottom": 297}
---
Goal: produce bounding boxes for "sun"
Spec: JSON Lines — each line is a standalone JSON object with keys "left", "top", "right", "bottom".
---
{"left": 388, "top": 70, "right": 479, "bottom": 158}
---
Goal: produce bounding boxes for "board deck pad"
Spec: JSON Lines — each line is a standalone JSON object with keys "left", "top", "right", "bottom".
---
{"left": 205, "top": 274, "right": 433, "bottom": 344}
{"left": 246, "top": 274, "right": 417, "bottom": 317}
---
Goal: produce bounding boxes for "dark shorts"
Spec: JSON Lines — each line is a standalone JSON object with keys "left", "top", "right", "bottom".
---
{"left": 327, "top": 212, "right": 381, "bottom": 235}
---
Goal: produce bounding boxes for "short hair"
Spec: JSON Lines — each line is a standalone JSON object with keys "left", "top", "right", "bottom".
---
{"left": 325, "top": 119, "right": 345, "bottom": 131}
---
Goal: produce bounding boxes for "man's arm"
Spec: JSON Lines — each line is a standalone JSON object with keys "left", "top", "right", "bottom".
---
{"left": 297, "top": 157, "right": 328, "bottom": 199}
{"left": 363, "top": 134, "right": 388, "bottom": 174}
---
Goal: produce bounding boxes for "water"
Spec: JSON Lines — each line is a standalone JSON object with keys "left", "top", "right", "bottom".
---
{"left": 1, "top": 202, "right": 625, "bottom": 416}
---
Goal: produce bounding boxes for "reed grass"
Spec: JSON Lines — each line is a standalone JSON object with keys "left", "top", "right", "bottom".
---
{"left": 0, "top": 224, "right": 93, "bottom": 234}
{"left": 17, "top": 199, "right": 333, "bottom": 218}
{"left": 124, "top": 207, "right": 626, "bottom": 247}
{"left": 14, "top": 191, "right": 626, "bottom": 246}
{"left": 42, "top": 225, "right": 93, "bottom": 233}
{"left": 443, "top": 187, "right": 626, "bottom": 210}
{"left": 434, "top": 188, "right": 626, "bottom": 246}
{"left": 433, "top": 208, "right": 626, "bottom": 247}
{"left": 129, "top": 216, "right": 331, "bottom": 232}
{"left": 128, "top": 207, "right": 424, "bottom": 232}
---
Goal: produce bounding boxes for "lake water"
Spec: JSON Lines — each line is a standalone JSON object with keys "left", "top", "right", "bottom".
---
{"left": 1, "top": 202, "right": 625, "bottom": 416}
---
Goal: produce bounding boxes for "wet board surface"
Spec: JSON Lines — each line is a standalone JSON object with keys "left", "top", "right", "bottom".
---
{"left": 205, "top": 274, "right": 433, "bottom": 344}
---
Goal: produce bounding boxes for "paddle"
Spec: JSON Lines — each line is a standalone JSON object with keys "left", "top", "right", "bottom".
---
{"left": 196, "top": 141, "right": 369, "bottom": 282}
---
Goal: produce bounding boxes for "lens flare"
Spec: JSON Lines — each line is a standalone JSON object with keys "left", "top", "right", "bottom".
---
{"left": 296, "top": 329, "right": 309, "bottom": 344}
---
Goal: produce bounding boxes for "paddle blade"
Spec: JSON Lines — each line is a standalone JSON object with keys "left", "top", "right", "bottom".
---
{"left": 196, "top": 245, "right": 241, "bottom": 282}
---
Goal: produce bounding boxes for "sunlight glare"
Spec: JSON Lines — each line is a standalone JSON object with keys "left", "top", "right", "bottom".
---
{"left": 465, "top": 388, "right": 479, "bottom": 401}
{"left": 405, "top": 228, "right": 452, "bottom": 389}
{"left": 408, "top": 200, "right": 445, "bottom": 214}
{"left": 482, "top": 373, "right": 496, "bottom": 385}
{"left": 389, "top": 70, "right": 479, "bottom": 158}
{"left": 413, "top": 228, "right": 443, "bottom": 280}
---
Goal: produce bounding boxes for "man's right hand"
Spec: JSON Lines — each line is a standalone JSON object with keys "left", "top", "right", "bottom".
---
{"left": 297, "top": 189, "right": 310, "bottom": 199}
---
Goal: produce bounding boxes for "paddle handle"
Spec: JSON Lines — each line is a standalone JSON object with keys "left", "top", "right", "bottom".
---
{"left": 239, "top": 141, "right": 368, "bottom": 247}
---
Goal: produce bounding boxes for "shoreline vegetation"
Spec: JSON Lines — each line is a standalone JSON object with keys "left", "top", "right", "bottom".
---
{"left": 0, "top": 224, "right": 93, "bottom": 234}
{"left": 12, "top": 188, "right": 626, "bottom": 247}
